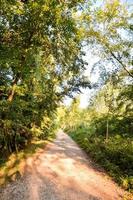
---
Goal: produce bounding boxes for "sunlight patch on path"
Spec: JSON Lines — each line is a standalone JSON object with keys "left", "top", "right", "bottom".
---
{"left": 0, "top": 130, "right": 127, "bottom": 200}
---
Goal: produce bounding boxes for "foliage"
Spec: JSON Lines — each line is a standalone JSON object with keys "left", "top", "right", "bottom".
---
{"left": 60, "top": 71, "right": 133, "bottom": 191}
{"left": 84, "top": 0, "right": 133, "bottom": 78}
{"left": 0, "top": 0, "right": 89, "bottom": 153}
{"left": 68, "top": 127, "right": 133, "bottom": 191}
{"left": 0, "top": 0, "right": 133, "bottom": 192}
{"left": 0, "top": 139, "right": 47, "bottom": 186}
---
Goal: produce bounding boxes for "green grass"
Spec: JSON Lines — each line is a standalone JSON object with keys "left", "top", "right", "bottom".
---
{"left": 0, "top": 127, "right": 57, "bottom": 186}
{"left": 0, "top": 140, "right": 47, "bottom": 186}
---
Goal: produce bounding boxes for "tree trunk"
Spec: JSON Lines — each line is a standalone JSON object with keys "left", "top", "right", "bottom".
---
{"left": 8, "top": 75, "right": 19, "bottom": 102}
{"left": 106, "top": 119, "right": 109, "bottom": 142}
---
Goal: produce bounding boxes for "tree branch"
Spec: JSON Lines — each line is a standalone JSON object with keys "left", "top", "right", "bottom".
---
{"left": 110, "top": 51, "right": 133, "bottom": 78}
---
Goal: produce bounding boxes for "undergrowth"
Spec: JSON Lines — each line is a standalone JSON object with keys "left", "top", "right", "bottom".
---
{"left": 66, "top": 126, "right": 133, "bottom": 192}
{"left": 0, "top": 132, "right": 56, "bottom": 186}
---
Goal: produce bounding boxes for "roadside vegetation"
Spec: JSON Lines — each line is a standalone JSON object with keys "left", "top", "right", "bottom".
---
{"left": 0, "top": 140, "right": 47, "bottom": 186}
{"left": 0, "top": 0, "right": 90, "bottom": 155}
{"left": 58, "top": 73, "right": 133, "bottom": 191}
{"left": 0, "top": 133, "right": 56, "bottom": 186}
{"left": 68, "top": 128, "right": 133, "bottom": 191}
{"left": 0, "top": 0, "right": 132, "bottom": 193}
{"left": 57, "top": 0, "right": 133, "bottom": 192}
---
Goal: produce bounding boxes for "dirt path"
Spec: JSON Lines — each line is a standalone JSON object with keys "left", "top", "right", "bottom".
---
{"left": 0, "top": 131, "right": 129, "bottom": 200}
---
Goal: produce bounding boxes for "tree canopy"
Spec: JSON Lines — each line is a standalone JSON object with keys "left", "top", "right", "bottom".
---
{"left": 0, "top": 2, "right": 133, "bottom": 191}
{"left": 0, "top": 0, "right": 90, "bottom": 152}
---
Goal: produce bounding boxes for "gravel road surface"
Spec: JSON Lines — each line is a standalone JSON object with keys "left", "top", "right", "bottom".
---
{"left": 0, "top": 131, "right": 127, "bottom": 200}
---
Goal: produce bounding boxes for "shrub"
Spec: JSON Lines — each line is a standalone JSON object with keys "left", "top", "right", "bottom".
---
{"left": 66, "top": 126, "right": 133, "bottom": 191}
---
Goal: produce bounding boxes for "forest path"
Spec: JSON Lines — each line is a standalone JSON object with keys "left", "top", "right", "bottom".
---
{"left": 0, "top": 130, "right": 127, "bottom": 200}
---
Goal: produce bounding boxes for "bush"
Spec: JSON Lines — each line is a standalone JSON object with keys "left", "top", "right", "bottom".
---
{"left": 66, "top": 126, "right": 133, "bottom": 191}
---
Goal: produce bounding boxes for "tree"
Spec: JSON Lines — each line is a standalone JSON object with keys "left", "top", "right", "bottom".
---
{"left": 103, "top": 76, "right": 116, "bottom": 141}
{"left": 85, "top": 0, "right": 133, "bottom": 78}
{"left": 0, "top": 0, "right": 90, "bottom": 152}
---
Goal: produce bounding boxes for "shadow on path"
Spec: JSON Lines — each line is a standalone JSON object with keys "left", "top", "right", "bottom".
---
{"left": 0, "top": 131, "right": 126, "bottom": 200}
